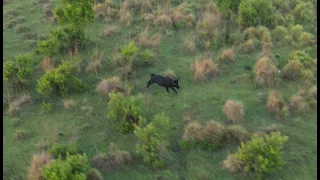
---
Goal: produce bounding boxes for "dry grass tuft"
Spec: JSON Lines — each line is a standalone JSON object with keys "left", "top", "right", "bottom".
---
{"left": 141, "top": 13, "right": 154, "bottom": 23}
{"left": 86, "top": 47, "right": 104, "bottom": 74}
{"left": 190, "top": 56, "right": 219, "bottom": 81}
{"left": 289, "top": 95, "right": 308, "bottom": 114}
{"left": 224, "top": 125, "right": 251, "bottom": 142}
{"left": 87, "top": 168, "right": 103, "bottom": 180}
{"left": 183, "top": 35, "right": 196, "bottom": 52}
{"left": 239, "top": 39, "right": 258, "bottom": 53}
{"left": 163, "top": 70, "right": 176, "bottom": 79}
{"left": 119, "top": 2, "right": 133, "bottom": 26}
{"left": 136, "top": 0, "right": 153, "bottom": 14}
{"left": 220, "top": 48, "right": 234, "bottom": 62}
{"left": 309, "top": 86, "right": 317, "bottom": 100}
{"left": 243, "top": 27, "right": 257, "bottom": 40}
{"left": 262, "top": 41, "right": 272, "bottom": 56}
{"left": 63, "top": 99, "right": 75, "bottom": 109}
{"left": 96, "top": 76, "right": 125, "bottom": 96}
{"left": 282, "top": 60, "right": 303, "bottom": 80}
{"left": 27, "top": 152, "right": 52, "bottom": 180}
{"left": 112, "top": 48, "right": 122, "bottom": 66}
{"left": 254, "top": 56, "right": 279, "bottom": 87}
{"left": 8, "top": 95, "right": 31, "bottom": 115}
{"left": 103, "top": 25, "right": 119, "bottom": 37}
{"left": 222, "top": 100, "right": 245, "bottom": 123}
{"left": 170, "top": 2, "right": 195, "bottom": 28}
{"left": 41, "top": 56, "right": 55, "bottom": 72}
{"left": 93, "top": 143, "right": 132, "bottom": 170}
{"left": 154, "top": 8, "right": 172, "bottom": 28}
{"left": 196, "top": 11, "right": 221, "bottom": 40}
{"left": 265, "top": 90, "right": 285, "bottom": 114}
{"left": 222, "top": 154, "right": 243, "bottom": 173}
{"left": 93, "top": 0, "right": 118, "bottom": 19}
{"left": 138, "top": 25, "right": 162, "bottom": 48}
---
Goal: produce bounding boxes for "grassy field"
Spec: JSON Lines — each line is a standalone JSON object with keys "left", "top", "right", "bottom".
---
{"left": 3, "top": 0, "right": 317, "bottom": 179}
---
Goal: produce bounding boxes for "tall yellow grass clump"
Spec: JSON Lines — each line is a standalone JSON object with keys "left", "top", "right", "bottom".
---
{"left": 154, "top": 8, "right": 172, "bottom": 28}
{"left": 282, "top": 60, "right": 303, "bottom": 80}
{"left": 86, "top": 47, "right": 104, "bottom": 74}
{"left": 93, "top": 0, "right": 118, "bottom": 19}
{"left": 41, "top": 56, "right": 55, "bottom": 72}
{"left": 190, "top": 56, "right": 219, "bottom": 81}
{"left": 265, "top": 90, "right": 285, "bottom": 114}
{"left": 196, "top": 11, "right": 221, "bottom": 40}
{"left": 119, "top": 2, "right": 133, "bottom": 26}
{"left": 183, "top": 35, "right": 196, "bottom": 52}
{"left": 220, "top": 48, "right": 234, "bottom": 62}
{"left": 254, "top": 56, "right": 279, "bottom": 87}
{"left": 27, "top": 152, "right": 52, "bottom": 180}
{"left": 170, "top": 2, "right": 195, "bottom": 28}
{"left": 138, "top": 25, "right": 161, "bottom": 48}
{"left": 8, "top": 94, "right": 31, "bottom": 115}
{"left": 239, "top": 39, "right": 258, "bottom": 53}
{"left": 103, "top": 25, "right": 119, "bottom": 37}
{"left": 289, "top": 95, "right": 308, "bottom": 114}
{"left": 222, "top": 100, "right": 245, "bottom": 123}
{"left": 96, "top": 76, "right": 125, "bottom": 96}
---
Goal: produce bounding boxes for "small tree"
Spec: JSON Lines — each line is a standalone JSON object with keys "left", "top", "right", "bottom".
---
{"left": 43, "top": 154, "right": 89, "bottom": 180}
{"left": 107, "top": 91, "right": 144, "bottom": 133}
{"left": 53, "top": 0, "right": 95, "bottom": 51}
{"left": 234, "top": 132, "right": 288, "bottom": 179}
{"left": 4, "top": 53, "right": 33, "bottom": 89}
{"left": 134, "top": 113, "right": 170, "bottom": 168}
{"left": 238, "top": 0, "right": 276, "bottom": 29}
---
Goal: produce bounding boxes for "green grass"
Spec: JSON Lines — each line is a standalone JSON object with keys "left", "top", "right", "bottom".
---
{"left": 3, "top": 0, "right": 317, "bottom": 179}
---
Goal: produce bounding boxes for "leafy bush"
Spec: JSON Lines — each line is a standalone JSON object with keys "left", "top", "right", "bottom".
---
{"left": 34, "top": 38, "right": 59, "bottom": 57}
{"left": 36, "top": 58, "right": 86, "bottom": 97}
{"left": 120, "top": 41, "right": 139, "bottom": 63}
{"left": 140, "top": 49, "right": 154, "bottom": 63}
{"left": 48, "top": 143, "right": 78, "bottom": 159}
{"left": 289, "top": 50, "right": 312, "bottom": 65}
{"left": 43, "top": 154, "right": 89, "bottom": 180}
{"left": 41, "top": 101, "right": 52, "bottom": 113}
{"left": 272, "top": 26, "right": 287, "bottom": 44}
{"left": 107, "top": 91, "right": 143, "bottom": 133}
{"left": 233, "top": 132, "right": 289, "bottom": 178}
{"left": 294, "top": 1, "right": 315, "bottom": 24}
{"left": 4, "top": 53, "right": 33, "bottom": 88}
{"left": 134, "top": 113, "right": 170, "bottom": 168}
{"left": 238, "top": 0, "right": 276, "bottom": 28}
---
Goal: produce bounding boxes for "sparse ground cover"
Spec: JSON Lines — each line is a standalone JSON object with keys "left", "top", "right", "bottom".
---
{"left": 3, "top": 0, "right": 317, "bottom": 179}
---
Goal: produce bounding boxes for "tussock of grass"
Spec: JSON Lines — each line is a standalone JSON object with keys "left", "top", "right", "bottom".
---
{"left": 262, "top": 41, "right": 272, "bottom": 56}
{"left": 8, "top": 95, "right": 31, "bottom": 115}
{"left": 103, "top": 25, "right": 119, "bottom": 37}
{"left": 138, "top": 25, "right": 162, "bottom": 48}
{"left": 141, "top": 13, "right": 154, "bottom": 23}
{"left": 41, "top": 56, "right": 55, "bottom": 72}
{"left": 282, "top": 60, "right": 303, "bottom": 80}
{"left": 170, "top": 2, "right": 195, "bottom": 28}
{"left": 239, "top": 39, "right": 258, "bottom": 53}
{"left": 254, "top": 56, "right": 278, "bottom": 87}
{"left": 154, "top": 8, "right": 172, "bottom": 28}
{"left": 119, "top": 2, "right": 133, "bottom": 26}
{"left": 196, "top": 11, "right": 221, "bottom": 40}
{"left": 309, "top": 86, "right": 317, "bottom": 100}
{"left": 27, "top": 152, "right": 52, "bottom": 180}
{"left": 63, "top": 99, "right": 75, "bottom": 109}
{"left": 222, "top": 154, "right": 243, "bottom": 173}
{"left": 136, "top": 0, "right": 153, "bottom": 14}
{"left": 266, "top": 90, "right": 285, "bottom": 114}
{"left": 184, "top": 35, "right": 196, "bottom": 52}
{"left": 93, "top": 143, "right": 132, "bottom": 170}
{"left": 112, "top": 48, "right": 122, "bottom": 66}
{"left": 163, "top": 70, "right": 176, "bottom": 79}
{"left": 87, "top": 168, "right": 103, "bottom": 180}
{"left": 190, "top": 56, "right": 219, "bottom": 81}
{"left": 86, "top": 47, "right": 104, "bottom": 74}
{"left": 222, "top": 100, "right": 245, "bottom": 123}
{"left": 289, "top": 95, "right": 308, "bottom": 114}
{"left": 96, "top": 76, "right": 125, "bottom": 96}
{"left": 93, "top": 0, "right": 118, "bottom": 19}
{"left": 220, "top": 49, "right": 234, "bottom": 62}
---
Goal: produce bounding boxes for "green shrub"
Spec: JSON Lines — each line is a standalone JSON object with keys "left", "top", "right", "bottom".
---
{"left": 290, "top": 24, "right": 304, "bottom": 42}
{"left": 299, "top": 32, "right": 315, "bottom": 46}
{"left": 41, "top": 101, "right": 52, "bottom": 113}
{"left": 53, "top": 0, "right": 95, "bottom": 50}
{"left": 289, "top": 50, "right": 313, "bottom": 67}
{"left": 43, "top": 154, "right": 89, "bottom": 180}
{"left": 272, "top": 26, "right": 287, "bottom": 44}
{"left": 294, "top": 1, "right": 315, "bottom": 24}
{"left": 36, "top": 58, "right": 86, "bottom": 97}
{"left": 140, "top": 49, "right": 154, "bottom": 63}
{"left": 34, "top": 38, "right": 59, "bottom": 57}
{"left": 238, "top": 0, "right": 276, "bottom": 28}
{"left": 107, "top": 91, "right": 143, "bottom": 133}
{"left": 134, "top": 113, "right": 170, "bottom": 168}
{"left": 120, "top": 41, "right": 139, "bottom": 63}
{"left": 234, "top": 132, "right": 289, "bottom": 179}
{"left": 4, "top": 53, "right": 33, "bottom": 88}
{"left": 48, "top": 143, "right": 78, "bottom": 159}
